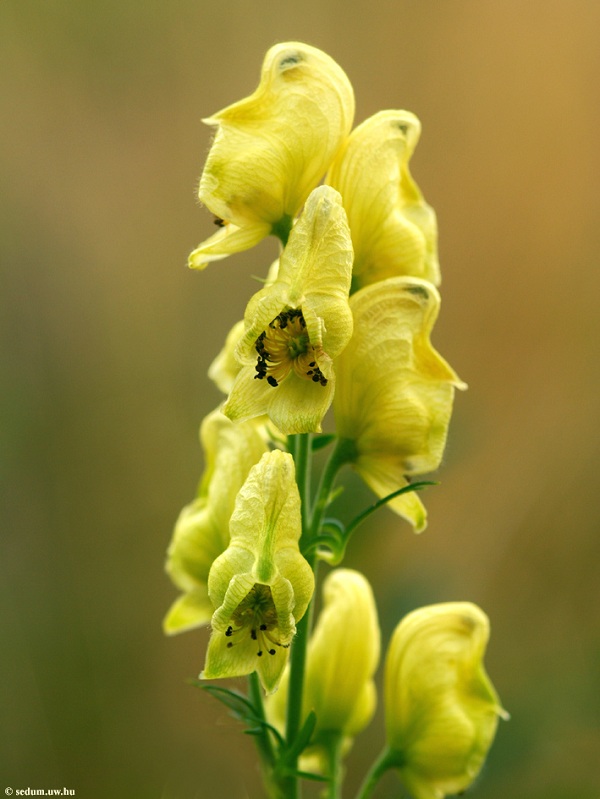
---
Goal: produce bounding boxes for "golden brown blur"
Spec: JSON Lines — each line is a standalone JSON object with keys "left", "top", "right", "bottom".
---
{"left": 2, "top": 2, "right": 599, "bottom": 797}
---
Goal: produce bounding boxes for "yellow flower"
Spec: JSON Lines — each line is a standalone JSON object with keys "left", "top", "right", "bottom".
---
{"left": 268, "top": 569, "right": 380, "bottom": 766}
{"left": 384, "top": 602, "right": 507, "bottom": 799}
{"left": 189, "top": 42, "right": 355, "bottom": 269}
{"left": 333, "top": 277, "right": 466, "bottom": 532}
{"left": 163, "top": 408, "right": 268, "bottom": 634}
{"left": 223, "top": 185, "right": 354, "bottom": 434}
{"left": 202, "top": 450, "right": 314, "bottom": 693}
{"left": 327, "top": 110, "right": 439, "bottom": 290}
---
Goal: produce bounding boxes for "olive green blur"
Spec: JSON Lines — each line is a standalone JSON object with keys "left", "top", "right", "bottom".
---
{"left": 1, "top": 2, "right": 599, "bottom": 797}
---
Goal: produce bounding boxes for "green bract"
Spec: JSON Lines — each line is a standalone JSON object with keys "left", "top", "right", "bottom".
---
{"left": 333, "top": 276, "right": 466, "bottom": 532}
{"left": 163, "top": 409, "right": 268, "bottom": 634}
{"left": 223, "top": 185, "right": 354, "bottom": 434}
{"left": 384, "top": 602, "right": 507, "bottom": 799}
{"left": 189, "top": 41, "right": 354, "bottom": 269}
{"left": 327, "top": 110, "right": 439, "bottom": 290}
{"left": 202, "top": 450, "right": 314, "bottom": 693}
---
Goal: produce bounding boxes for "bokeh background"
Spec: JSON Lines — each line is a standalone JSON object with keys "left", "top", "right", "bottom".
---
{"left": 2, "top": 1, "right": 599, "bottom": 797}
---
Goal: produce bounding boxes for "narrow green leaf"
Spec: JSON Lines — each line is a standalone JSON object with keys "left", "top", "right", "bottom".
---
{"left": 345, "top": 481, "right": 437, "bottom": 538}
{"left": 287, "top": 710, "right": 318, "bottom": 759}
{"left": 311, "top": 433, "right": 337, "bottom": 451}
{"left": 199, "top": 684, "right": 256, "bottom": 720}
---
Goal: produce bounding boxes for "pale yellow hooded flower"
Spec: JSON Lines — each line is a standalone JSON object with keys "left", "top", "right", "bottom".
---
{"left": 223, "top": 185, "right": 354, "bottom": 434}
{"left": 163, "top": 408, "right": 268, "bottom": 634}
{"left": 327, "top": 110, "right": 439, "bottom": 290}
{"left": 189, "top": 42, "right": 355, "bottom": 269}
{"left": 202, "top": 450, "right": 314, "bottom": 693}
{"left": 268, "top": 569, "right": 380, "bottom": 768}
{"left": 333, "top": 277, "right": 466, "bottom": 532}
{"left": 384, "top": 602, "right": 507, "bottom": 799}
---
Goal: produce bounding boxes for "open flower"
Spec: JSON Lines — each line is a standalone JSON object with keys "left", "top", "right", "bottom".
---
{"left": 333, "top": 277, "right": 466, "bottom": 532}
{"left": 268, "top": 569, "right": 380, "bottom": 767}
{"left": 223, "top": 185, "right": 354, "bottom": 434}
{"left": 202, "top": 450, "right": 314, "bottom": 693}
{"left": 327, "top": 110, "right": 440, "bottom": 290}
{"left": 189, "top": 42, "right": 354, "bottom": 269}
{"left": 384, "top": 602, "right": 507, "bottom": 799}
{"left": 163, "top": 408, "right": 268, "bottom": 634}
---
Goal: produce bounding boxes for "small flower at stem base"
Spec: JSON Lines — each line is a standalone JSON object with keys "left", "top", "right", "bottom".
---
{"left": 384, "top": 602, "right": 508, "bottom": 799}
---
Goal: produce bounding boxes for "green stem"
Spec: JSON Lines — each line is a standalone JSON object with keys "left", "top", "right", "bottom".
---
{"left": 323, "top": 732, "right": 344, "bottom": 799}
{"left": 355, "top": 747, "right": 399, "bottom": 799}
{"left": 283, "top": 432, "right": 314, "bottom": 799}
{"left": 309, "top": 436, "right": 356, "bottom": 541}
{"left": 248, "top": 671, "right": 276, "bottom": 768}
{"left": 290, "top": 433, "right": 312, "bottom": 543}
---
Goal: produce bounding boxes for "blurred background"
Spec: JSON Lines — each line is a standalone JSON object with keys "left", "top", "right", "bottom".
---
{"left": 2, "top": 1, "right": 599, "bottom": 797}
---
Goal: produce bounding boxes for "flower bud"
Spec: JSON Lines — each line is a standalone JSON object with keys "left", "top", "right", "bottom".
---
{"left": 189, "top": 42, "right": 354, "bottom": 269}
{"left": 202, "top": 450, "right": 314, "bottom": 693}
{"left": 327, "top": 110, "right": 439, "bottom": 290}
{"left": 333, "top": 277, "right": 466, "bottom": 531}
{"left": 267, "top": 569, "right": 380, "bottom": 773}
{"left": 384, "top": 602, "right": 507, "bottom": 799}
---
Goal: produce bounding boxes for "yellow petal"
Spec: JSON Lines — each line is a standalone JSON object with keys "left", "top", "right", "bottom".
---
{"left": 188, "top": 221, "right": 271, "bottom": 271}
{"left": 385, "top": 602, "right": 507, "bottom": 799}
{"left": 334, "top": 277, "right": 465, "bottom": 531}
{"left": 327, "top": 110, "right": 440, "bottom": 289}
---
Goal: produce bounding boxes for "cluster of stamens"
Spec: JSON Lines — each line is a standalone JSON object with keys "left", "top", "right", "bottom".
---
{"left": 224, "top": 584, "right": 290, "bottom": 658}
{"left": 254, "top": 308, "right": 328, "bottom": 388}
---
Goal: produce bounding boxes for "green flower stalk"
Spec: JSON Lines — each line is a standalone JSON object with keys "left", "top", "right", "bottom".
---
{"left": 333, "top": 277, "right": 466, "bottom": 532}
{"left": 268, "top": 569, "right": 380, "bottom": 770}
{"left": 327, "top": 110, "right": 440, "bottom": 290}
{"left": 202, "top": 450, "right": 314, "bottom": 693}
{"left": 163, "top": 408, "right": 269, "bottom": 634}
{"left": 189, "top": 42, "right": 354, "bottom": 268}
{"left": 223, "top": 185, "right": 354, "bottom": 434}
{"left": 384, "top": 602, "right": 507, "bottom": 799}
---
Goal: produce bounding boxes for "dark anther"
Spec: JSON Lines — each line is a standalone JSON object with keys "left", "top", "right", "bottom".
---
{"left": 268, "top": 649, "right": 276, "bottom": 656}
{"left": 251, "top": 629, "right": 257, "bottom": 640}
{"left": 227, "top": 642, "right": 233, "bottom": 648}
{"left": 260, "top": 624, "right": 267, "bottom": 631}
{"left": 213, "top": 216, "right": 226, "bottom": 227}
{"left": 257, "top": 651, "right": 263, "bottom": 657}
{"left": 225, "top": 626, "right": 233, "bottom": 637}
{"left": 267, "top": 375, "right": 278, "bottom": 387}
{"left": 309, "top": 361, "right": 316, "bottom": 367}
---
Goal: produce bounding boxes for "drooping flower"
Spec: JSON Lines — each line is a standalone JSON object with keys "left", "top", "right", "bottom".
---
{"left": 333, "top": 277, "right": 466, "bottom": 532}
{"left": 202, "top": 450, "right": 314, "bottom": 693}
{"left": 163, "top": 408, "right": 268, "bottom": 634}
{"left": 222, "top": 185, "right": 354, "bottom": 434}
{"left": 327, "top": 110, "right": 440, "bottom": 290}
{"left": 384, "top": 602, "right": 507, "bottom": 799}
{"left": 189, "top": 42, "right": 355, "bottom": 269}
{"left": 268, "top": 569, "right": 380, "bottom": 766}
